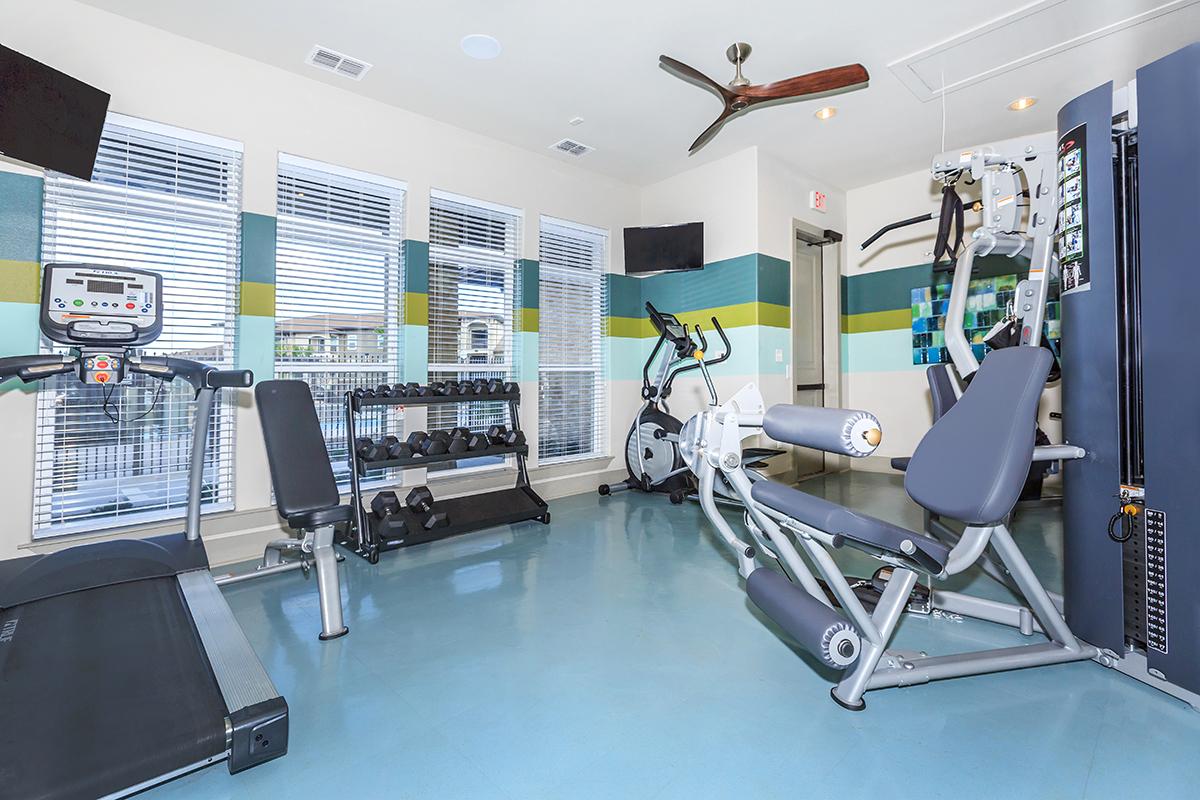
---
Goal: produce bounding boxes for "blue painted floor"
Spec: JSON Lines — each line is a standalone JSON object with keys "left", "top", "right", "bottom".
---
{"left": 148, "top": 472, "right": 1200, "bottom": 799}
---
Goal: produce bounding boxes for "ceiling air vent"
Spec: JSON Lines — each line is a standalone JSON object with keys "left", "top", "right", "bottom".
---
{"left": 549, "top": 138, "right": 594, "bottom": 157}
{"left": 305, "top": 45, "right": 372, "bottom": 81}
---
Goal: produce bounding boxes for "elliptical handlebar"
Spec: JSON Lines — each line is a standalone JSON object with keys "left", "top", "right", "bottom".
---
{"left": 661, "top": 315, "right": 731, "bottom": 398}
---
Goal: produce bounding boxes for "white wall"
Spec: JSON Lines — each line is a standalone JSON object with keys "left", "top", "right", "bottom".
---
{"left": 0, "top": 0, "right": 642, "bottom": 562}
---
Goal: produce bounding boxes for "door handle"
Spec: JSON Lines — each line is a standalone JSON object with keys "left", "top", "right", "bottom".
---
{"left": 796, "top": 383, "right": 826, "bottom": 391}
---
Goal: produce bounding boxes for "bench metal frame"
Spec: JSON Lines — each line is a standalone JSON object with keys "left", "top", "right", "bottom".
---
{"left": 682, "top": 383, "right": 1097, "bottom": 709}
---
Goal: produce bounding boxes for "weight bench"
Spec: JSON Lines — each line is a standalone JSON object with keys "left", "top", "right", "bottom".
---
{"left": 244, "top": 380, "right": 349, "bottom": 641}
{"left": 685, "top": 347, "right": 1096, "bottom": 709}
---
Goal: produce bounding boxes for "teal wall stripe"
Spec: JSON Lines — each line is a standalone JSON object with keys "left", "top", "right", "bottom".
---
{"left": 404, "top": 239, "right": 429, "bottom": 293}
{"left": 0, "top": 172, "right": 43, "bottom": 262}
{"left": 842, "top": 264, "right": 933, "bottom": 316}
{"left": 756, "top": 254, "right": 790, "bottom": 307}
{"left": 240, "top": 212, "right": 276, "bottom": 284}
{"left": 842, "top": 329, "right": 925, "bottom": 373}
{"left": 236, "top": 314, "right": 275, "bottom": 381}
{"left": 520, "top": 259, "right": 539, "bottom": 309}
{"left": 0, "top": 300, "right": 40, "bottom": 360}
{"left": 606, "top": 273, "right": 642, "bottom": 319}
{"left": 842, "top": 254, "right": 1034, "bottom": 316}
{"left": 640, "top": 254, "right": 760, "bottom": 312}
{"left": 518, "top": 331, "right": 538, "bottom": 382}
{"left": 756, "top": 325, "right": 790, "bottom": 376}
{"left": 402, "top": 324, "right": 428, "bottom": 383}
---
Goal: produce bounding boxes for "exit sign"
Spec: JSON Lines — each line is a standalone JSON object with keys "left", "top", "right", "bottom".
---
{"left": 810, "top": 190, "right": 827, "bottom": 213}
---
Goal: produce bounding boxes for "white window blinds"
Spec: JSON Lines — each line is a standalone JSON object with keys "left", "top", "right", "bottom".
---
{"left": 274, "top": 155, "right": 405, "bottom": 486}
{"left": 36, "top": 114, "right": 242, "bottom": 537}
{"left": 427, "top": 190, "right": 521, "bottom": 450}
{"left": 538, "top": 216, "right": 608, "bottom": 462}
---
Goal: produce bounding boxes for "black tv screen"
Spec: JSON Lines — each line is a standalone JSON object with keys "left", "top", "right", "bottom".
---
{"left": 624, "top": 222, "right": 704, "bottom": 274}
{"left": 0, "top": 45, "right": 109, "bottom": 179}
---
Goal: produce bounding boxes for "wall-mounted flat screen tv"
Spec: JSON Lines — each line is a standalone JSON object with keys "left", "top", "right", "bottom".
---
{"left": 623, "top": 222, "right": 704, "bottom": 274}
{"left": 0, "top": 44, "right": 109, "bottom": 179}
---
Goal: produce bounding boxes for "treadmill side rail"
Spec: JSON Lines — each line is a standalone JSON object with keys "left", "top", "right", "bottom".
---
{"left": 177, "top": 570, "right": 281, "bottom": 712}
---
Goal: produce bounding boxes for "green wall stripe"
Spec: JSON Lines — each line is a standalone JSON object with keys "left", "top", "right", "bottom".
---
{"left": 0, "top": 259, "right": 40, "bottom": 304}
{"left": 404, "top": 292, "right": 427, "bottom": 326}
{"left": 0, "top": 172, "right": 43, "bottom": 262}
{"left": 404, "top": 239, "right": 428, "bottom": 293}
{"left": 842, "top": 308, "right": 911, "bottom": 334}
{"left": 521, "top": 307, "right": 538, "bottom": 333}
{"left": 239, "top": 280, "right": 275, "bottom": 317}
{"left": 520, "top": 259, "right": 539, "bottom": 309}
{"left": 240, "top": 212, "right": 276, "bottom": 285}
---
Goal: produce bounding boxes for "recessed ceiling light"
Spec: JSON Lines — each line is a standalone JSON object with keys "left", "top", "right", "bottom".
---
{"left": 461, "top": 34, "right": 502, "bottom": 60}
{"left": 569, "top": 116, "right": 585, "bottom": 127}
{"left": 1008, "top": 96, "right": 1037, "bottom": 111}
{"left": 814, "top": 106, "right": 837, "bottom": 121}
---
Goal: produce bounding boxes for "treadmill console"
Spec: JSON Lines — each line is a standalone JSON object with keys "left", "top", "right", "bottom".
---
{"left": 39, "top": 264, "right": 164, "bottom": 385}
{"left": 41, "top": 264, "right": 162, "bottom": 347}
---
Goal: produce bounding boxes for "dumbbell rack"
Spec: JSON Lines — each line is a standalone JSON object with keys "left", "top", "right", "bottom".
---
{"left": 340, "top": 388, "right": 550, "bottom": 563}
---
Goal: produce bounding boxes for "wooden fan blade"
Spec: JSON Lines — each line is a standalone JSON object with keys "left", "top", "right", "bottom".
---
{"left": 739, "top": 63, "right": 870, "bottom": 100}
{"left": 659, "top": 55, "right": 735, "bottom": 102}
{"left": 688, "top": 108, "right": 737, "bottom": 153}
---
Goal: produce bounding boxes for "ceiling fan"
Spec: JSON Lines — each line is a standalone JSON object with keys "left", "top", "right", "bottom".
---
{"left": 659, "top": 43, "right": 870, "bottom": 153}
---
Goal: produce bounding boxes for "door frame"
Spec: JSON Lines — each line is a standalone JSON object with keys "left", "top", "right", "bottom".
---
{"left": 791, "top": 218, "right": 845, "bottom": 475}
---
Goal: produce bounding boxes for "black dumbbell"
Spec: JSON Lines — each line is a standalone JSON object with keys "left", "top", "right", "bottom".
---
{"left": 422, "top": 432, "right": 450, "bottom": 456}
{"left": 414, "top": 384, "right": 434, "bottom": 397}
{"left": 502, "top": 382, "right": 519, "bottom": 395}
{"left": 447, "top": 430, "right": 470, "bottom": 454}
{"left": 406, "top": 431, "right": 429, "bottom": 450}
{"left": 355, "top": 436, "right": 388, "bottom": 462}
{"left": 423, "top": 511, "right": 450, "bottom": 530}
{"left": 406, "top": 486, "right": 434, "bottom": 514}
{"left": 458, "top": 381, "right": 476, "bottom": 396}
{"left": 466, "top": 432, "right": 489, "bottom": 451}
{"left": 486, "top": 424, "right": 508, "bottom": 445}
{"left": 399, "top": 382, "right": 420, "bottom": 397}
{"left": 387, "top": 440, "right": 413, "bottom": 460}
{"left": 353, "top": 387, "right": 376, "bottom": 400}
{"left": 375, "top": 384, "right": 395, "bottom": 398}
{"left": 371, "top": 490, "right": 401, "bottom": 519}
{"left": 503, "top": 429, "right": 526, "bottom": 448}
{"left": 472, "top": 378, "right": 490, "bottom": 395}
{"left": 486, "top": 379, "right": 504, "bottom": 395}
{"left": 379, "top": 434, "right": 400, "bottom": 450}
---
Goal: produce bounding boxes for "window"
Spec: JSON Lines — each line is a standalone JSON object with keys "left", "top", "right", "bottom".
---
{"left": 538, "top": 217, "right": 608, "bottom": 462}
{"left": 274, "top": 154, "right": 405, "bottom": 485}
{"left": 36, "top": 114, "right": 242, "bottom": 537}
{"left": 427, "top": 191, "right": 522, "bottom": 463}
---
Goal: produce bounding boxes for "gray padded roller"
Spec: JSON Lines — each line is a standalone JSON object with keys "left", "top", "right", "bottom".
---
{"left": 762, "top": 405, "right": 881, "bottom": 457}
{"left": 746, "top": 568, "right": 860, "bottom": 668}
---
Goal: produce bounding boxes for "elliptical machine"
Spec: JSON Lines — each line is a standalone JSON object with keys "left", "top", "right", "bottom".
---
{"left": 598, "top": 302, "right": 782, "bottom": 504}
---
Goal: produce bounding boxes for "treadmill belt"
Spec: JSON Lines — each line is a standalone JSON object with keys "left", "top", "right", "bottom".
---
{"left": 0, "top": 577, "right": 229, "bottom": 800}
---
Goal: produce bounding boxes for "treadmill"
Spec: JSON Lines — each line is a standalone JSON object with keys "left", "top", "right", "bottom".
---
{"left": 0, "top": 264, "right": 288, "bottom": 799}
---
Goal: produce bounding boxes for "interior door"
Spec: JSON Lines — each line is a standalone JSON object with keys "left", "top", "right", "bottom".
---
{"left": 792, "top": 235, "right": 825, "bottom": 478}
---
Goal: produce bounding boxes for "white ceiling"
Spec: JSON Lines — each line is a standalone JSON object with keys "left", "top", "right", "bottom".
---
{"left": 79, "top": 0, "right": 1200, "bottom": 189}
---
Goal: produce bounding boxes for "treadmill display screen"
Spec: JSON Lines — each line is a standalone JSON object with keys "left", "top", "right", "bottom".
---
{"left": 87, "top": 279, "right": 124, "bottom": 294}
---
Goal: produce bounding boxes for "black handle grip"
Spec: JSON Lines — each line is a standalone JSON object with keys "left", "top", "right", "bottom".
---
{"left": 0, "top": 355, "right": 75, "bottom": 383}
{"left": 859, "top": 212, "right": 936, "bottom": 250}
{"left": 707, "top": 316, "right": 731, "bottom": 366}
{"left": 205, "top": 369, "right": 253, "bottom": 389}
